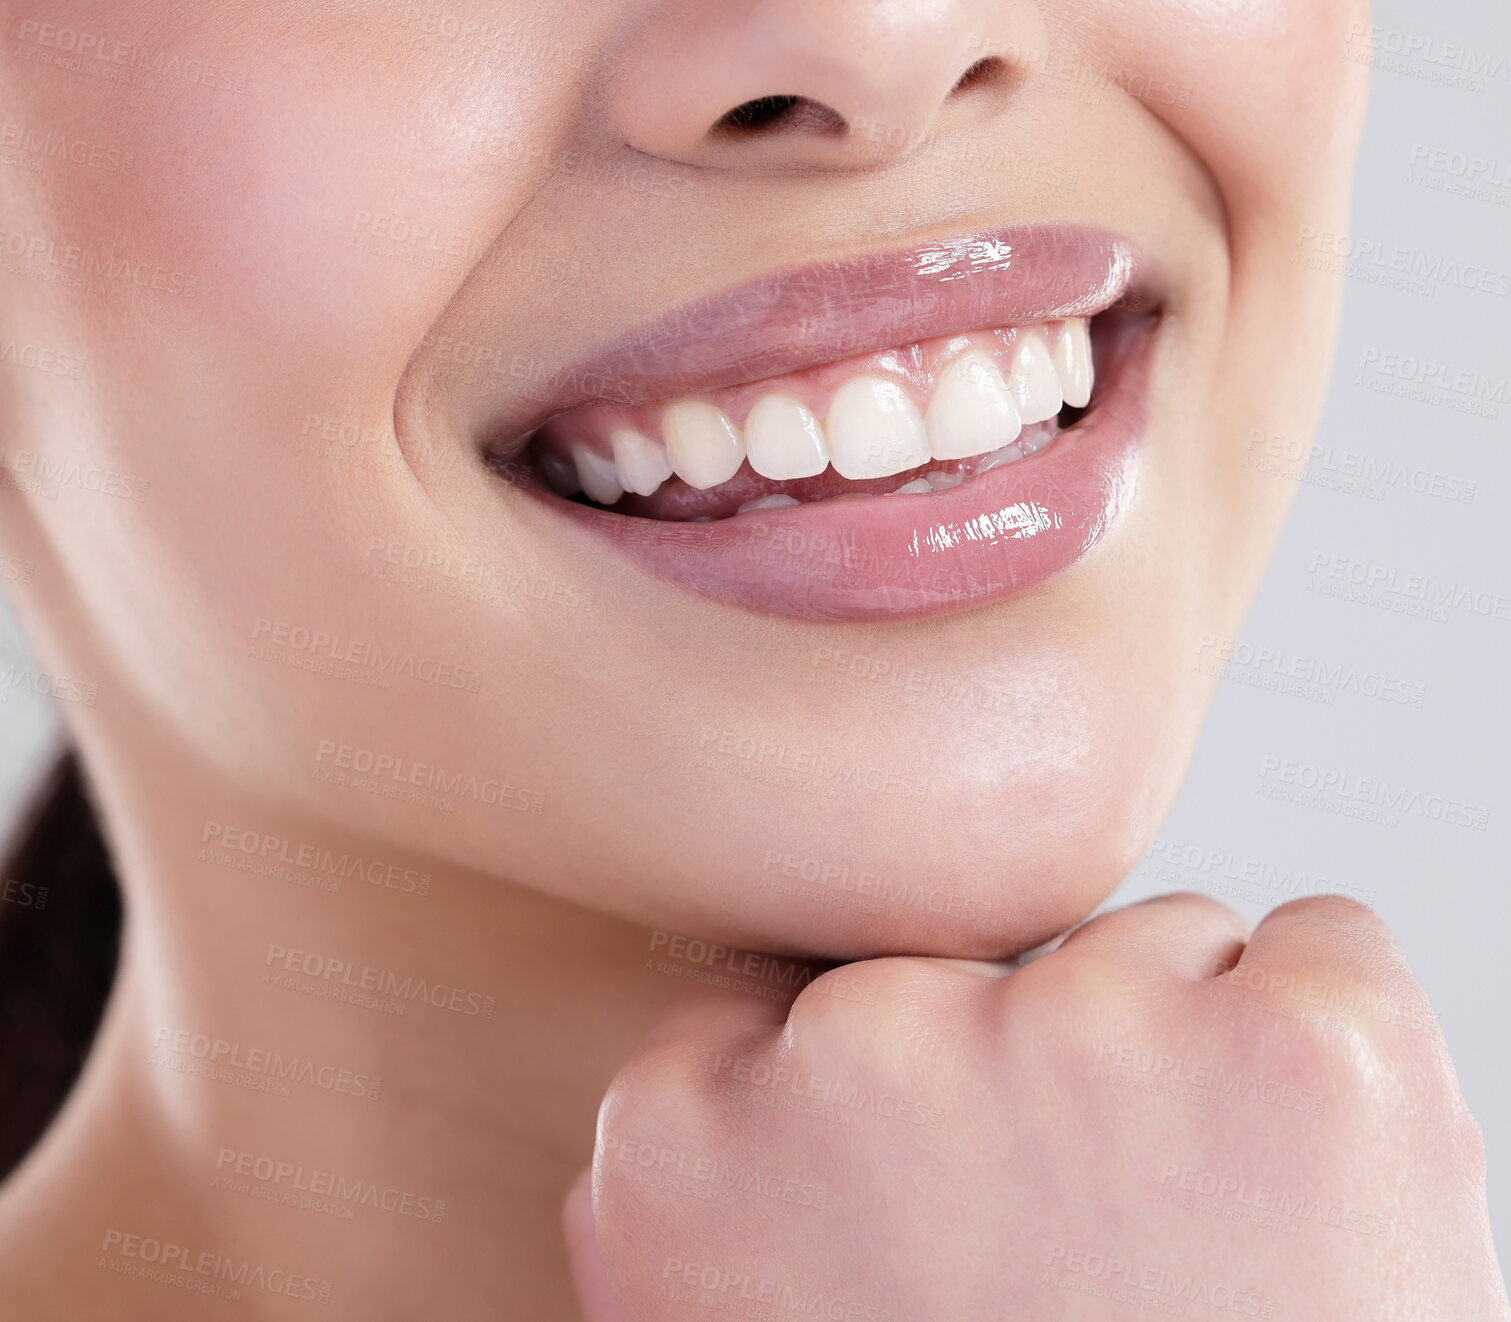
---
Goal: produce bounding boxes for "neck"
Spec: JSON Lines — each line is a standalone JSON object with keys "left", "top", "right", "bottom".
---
{"left": 0, "top": 719, "right": 677, "bottom": 1320}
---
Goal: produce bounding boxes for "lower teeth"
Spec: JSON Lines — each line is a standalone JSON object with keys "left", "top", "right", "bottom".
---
{"left": 735, "top": 493, "right": 803, "bottom": 513}
{"left": 728, "top": 421, "right": 1064, "bottom": 517}
{"left": 889, "top": 478, "right": 934, "bottom": 496}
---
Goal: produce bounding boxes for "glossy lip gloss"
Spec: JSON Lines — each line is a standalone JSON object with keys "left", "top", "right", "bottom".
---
{"left": 480, "top": 225, "right": 1159, "bottom": 622}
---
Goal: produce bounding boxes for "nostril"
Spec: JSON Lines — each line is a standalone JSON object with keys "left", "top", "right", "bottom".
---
{"left": 718, "top": 94, "right": 801, "bottom": 132}
{"left": 951, "top": 56, "right": 1008, "bottom": 95}
{"left": 713, "top": 94, "right": 847, "bottom": 138}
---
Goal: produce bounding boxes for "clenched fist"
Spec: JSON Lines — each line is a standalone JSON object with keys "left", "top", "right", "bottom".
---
{"left": 567, "top": 895, "right": 1509, "bottom": 1320}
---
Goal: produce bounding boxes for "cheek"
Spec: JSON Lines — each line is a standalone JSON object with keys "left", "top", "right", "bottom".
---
{"left": 1056, "top": 0, "right": 1371, "bottom": 213}
{"left": 17, "top": 10, "right": 593, "bottom": 758}
{"left": 125, "top": 35, "right": 553, "bottom": 396}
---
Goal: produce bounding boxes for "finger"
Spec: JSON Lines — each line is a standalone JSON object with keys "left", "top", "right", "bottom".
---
{"left": 1231, "top": 895, "right": 1418, "bottom": 1004}
{"left": 1054, "top": 892, "right": 1251, "bottom": 980}
{"left": 563, "top": 1169, "right": 627, "bottom": 1322}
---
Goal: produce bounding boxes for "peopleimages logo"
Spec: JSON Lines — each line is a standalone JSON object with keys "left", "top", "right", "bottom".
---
{"left": 1158, "top": 1164, "right": 1392, "bottom": 1239}
{"left": 0, "top": 225, "right": 198, "bottom": 297}
{"left": 251, "top": 617, "right": 482, "bottom": 692}
{"left": 1257, "top": 756, "right": 1490, "bottom": 831}
{"left": 1295, "top": 226, "right": 1511, "bottom": 297}
{"left": 1345, "top": 20, "right": 1510, "bottom": 82}
{"left": 660, "top": 1259, "right": 892, "bottom": 1322}
{"left": 1044, "top": 1244, "right": 1276, "bottom": 1317}
{"left": 99, "top": 1229, "right": 330, "bottom": 1304}
{"left": 263, "top": 943, "right": 496, "bottom": 1020}
{"left": 1195, "top": 633, "right": 1427, "bottom": 707}
{"left": 313, "top": 740, "right": 545, "bottom": 813}
{"left": 1307, "top": 552, "right": 1511, "bottom": 622}
{"left": 213, "top": 1148, "right": 445, "bottom": 1223}
{"left": 201, "top": 821, "right": 431, "bottom": 895}
{"left": 16, "top": 20, "right": 250, "bottom": 93}
{"left": 1093, "top": 1042, "right": 1326, "bottom": 1115}
{"left": 695, "top": 726, "right": 929, "bottom": 801}
{"left": 150, "top": 1026, "right": 383, "bottom": 1101}
{"left": 1141, "top": 836, "right": 1376, "bottom": 907}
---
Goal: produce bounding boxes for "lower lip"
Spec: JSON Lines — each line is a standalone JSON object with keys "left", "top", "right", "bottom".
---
{"left": 512, "top": 325, "right": 1151, "bottom": 624}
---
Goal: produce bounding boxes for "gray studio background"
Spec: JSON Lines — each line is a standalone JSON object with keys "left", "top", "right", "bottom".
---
{"left": 2, "top": 0, "right": 1508, "bottom": 1268}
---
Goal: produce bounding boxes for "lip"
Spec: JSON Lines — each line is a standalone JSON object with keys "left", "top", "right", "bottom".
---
{"left": 480, "top": 224, "right": 1157, "bottom": 622}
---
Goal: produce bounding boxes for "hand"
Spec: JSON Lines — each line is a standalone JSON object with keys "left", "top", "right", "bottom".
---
{"left": 567, "top": 895, "right": 1509, "bottom": 1320}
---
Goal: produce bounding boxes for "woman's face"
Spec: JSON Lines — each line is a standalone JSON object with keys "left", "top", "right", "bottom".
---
{"left": 0, "top": 0, "right": 1368, "bottom": 956}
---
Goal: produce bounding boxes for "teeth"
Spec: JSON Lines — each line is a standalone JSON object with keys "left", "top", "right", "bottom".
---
{"left": 736, "top": 493, "right": 803, "bottom": 513}
{"left": 744, "top": 394, "right": 829, "bottom": 480}
{"left": 537, "top": 447, "right": 582, "bottom": 496}
{"left": 539, "top": 318, "right": 1095, "bottom": 506}
{"left": 570, "top": 443, "right": 623, "bottom": 505}
{"left": 891, "top": 478, "right": 934, "bottom": 495}
{"left": 610, "top": 427, "right": 673, "bottom": 497}
{"left": 1019, "top": 423, "right": 1055, "bottom": 456}
{"left": 662, "top": 401, "right": 745, "bottom": 490}
{"left": 1005, "top": 328, "right": 1063, "bottom": 425}
{"left": 825, "top": 377, "right": 930, "bottom": 480}
{"left": 925, "top": 350, "right": 1023, "bottom": 461}
{"left": 1050, "top": 319, "right": 1094, "bottom": 409}
{"left": 975, "top": 441, "right": 1025, "bottom": 473}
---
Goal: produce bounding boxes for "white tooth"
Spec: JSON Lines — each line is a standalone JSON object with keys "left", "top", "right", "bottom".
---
{"left": 537, "top": 448, "right": 582, "bottom": 496}
{"left": 1050, "top": 318, "right": 1094, "bottom": 409}
{"left": 736, "top": 493, "right": 803, "bottom": 513}
{"left": 661, "top": 401, "right": 745, "bottom": 490}
{"left": 570, "top": 444, "right": 623, "bottom": 504}
{"left": 825, "top": 377, "right": 930, "bottom": 480}
{"left": 891, "top": 478, "right": 934, "bottom": 495}
{"left": 1005, "top": 329, "right": 1064, "bottom": 425}
{"left": 610, "top": 427, "right": 673, "bottom": 496}
{"left": 925, "top": 351, "right": 1023, "bottom": 461}
{"left": 927, "top": 470, "right": 966, "bottom": 491}
{"left": 743, "top": 394, "right": 829, "bottom": 480}
{"left": 975, "top": 442, "right": 1025, "bottom": 473}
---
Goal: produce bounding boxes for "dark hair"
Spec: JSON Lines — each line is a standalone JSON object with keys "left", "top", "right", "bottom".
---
{"left": 0, "top": 751, "right": 121, "bottom": 1183}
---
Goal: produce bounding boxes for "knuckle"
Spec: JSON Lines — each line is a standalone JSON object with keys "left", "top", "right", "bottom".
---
{"left": 1259, "top": 897, "right": 1409, "bottom": 987}
{"left": 1155, "top": 890, "right": 1246, "bottom": 927}
{"left": 1268, "top": 893, "right": 1390, "bottom": 936}
{"left": 601, "top": 1037, "right": 711, "bottom": 1137}
{"left": 786, "top": 955, "right": 938, "bottom": 1035}
{"left": 1015, "top": 950, "right": 1156, "bottom": 1062}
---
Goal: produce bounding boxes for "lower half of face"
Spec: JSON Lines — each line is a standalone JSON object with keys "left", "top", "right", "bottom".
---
{"left": 0, "top": 0, "right": 1369, "bottom": 957}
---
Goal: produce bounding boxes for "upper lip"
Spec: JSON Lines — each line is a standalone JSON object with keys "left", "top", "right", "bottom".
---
{"left": 477, "top": 223, "right": 1146, "bottom": 458}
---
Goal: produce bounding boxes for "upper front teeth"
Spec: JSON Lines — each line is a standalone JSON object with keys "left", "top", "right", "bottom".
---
{"left": 556, "top": 318, "right": 1093, "bottom": 499}
{"left": 827, "top": 377, "right": 930, "bottom": 480}
{"left": 926, "top": 351, "right": 1021, "bottom": 460}
{"left": 1006, "top": 327, "right": 1063, "bottom": 425}
{"left": 744, "top": 394, "right": 829, "bottom": 480}
{"left": 661, "top": 401, "right": 745, "bottom": 490}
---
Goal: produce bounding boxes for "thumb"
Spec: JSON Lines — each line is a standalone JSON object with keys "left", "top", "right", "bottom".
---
{"left": 562, "top": 1168, "right": 626, "bottom": 1322}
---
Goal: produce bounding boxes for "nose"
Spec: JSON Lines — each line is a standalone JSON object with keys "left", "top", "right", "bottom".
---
{"left": 607, "top": 0, "right": 1046, "bottom": 172}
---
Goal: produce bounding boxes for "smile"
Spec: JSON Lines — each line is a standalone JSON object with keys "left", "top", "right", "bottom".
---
{"left": 480, "top": 225, "right": 1161, "bottom": 621}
